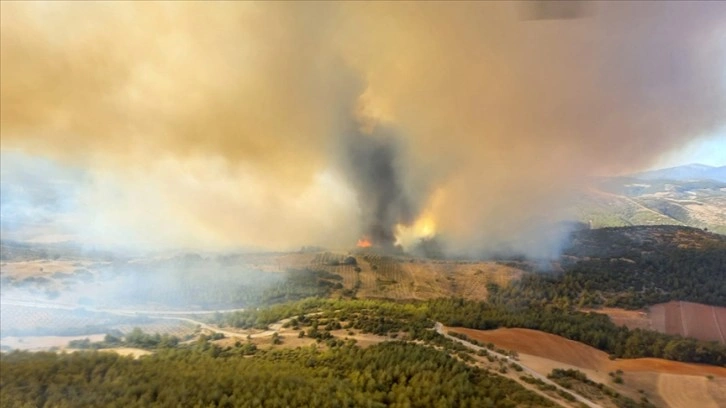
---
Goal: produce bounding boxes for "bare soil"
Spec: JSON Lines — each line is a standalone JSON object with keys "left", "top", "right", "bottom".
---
{"left": 97, "top": 347, "right": 151, "bottom": 359}
{"left": 0, "top": 334, "right": 106, "bottom": 351}
{"left": 593, "top": 301, "right": 726, "bottom": 344}
{"left": 448, "top": 327, "right": 726, "bottom": 408}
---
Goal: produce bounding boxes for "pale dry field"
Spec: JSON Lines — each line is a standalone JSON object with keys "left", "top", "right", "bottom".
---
{"left": 0, "top": 259, "right": 91, "bottom": 279}
{"left": 323, "top": 253, "right": 523, "bottom": 300}
{"left": 250, "top": 252, "right": 318, "bottom": 273}
{"left": 658, "top": 374, "right": 725, "bottom": 408}
{"left": 330, "top": 329, "right": 391, "bottom": 348}
{"left": 448, "top": 326, "right": 726, "bottom": 408}
{"left": 96, "top": 347, "right": 152, "bottom": 358}
{"left": 211, "top": 327, "right": 389, "bottom": 351}
{"left": 585, "top": 307, "right": 652, "bottom": 331}
{"left": 0, "top": 334, "right": 106, "bottom": 351}
{"left": 2, "top": 250, "right": 524, "bottom": 303}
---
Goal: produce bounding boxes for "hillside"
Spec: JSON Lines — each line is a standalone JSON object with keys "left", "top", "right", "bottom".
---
{"left": 563, "top": 225, "right": 726, "bottom": 258}
{"left": 573, "top": 166, "right": 726, "bottom": 233}
{"left": 631, "top": 164, "right": 726, "bottom": 182}
{"left": 2, "top": 225, "right": 724, "bottom": 337}
{"left": 0, "top": 248, "right": 523, "bottom": 313}
{"left": 493, "top": 226, "right": 726, "bottom": 310}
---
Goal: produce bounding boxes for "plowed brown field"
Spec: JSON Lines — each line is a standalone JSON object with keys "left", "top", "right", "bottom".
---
{"left": 447, "top": 327, "right": 726, "bottom": 408}
{"left": 595, "top": 301, "right": 726, "bottom": 344}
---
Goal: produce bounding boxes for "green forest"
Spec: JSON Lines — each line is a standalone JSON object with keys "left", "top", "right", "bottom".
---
{"left": 0, "top": 341, "right": 555, "bottom": 408}
{"left": 555, "top": 226, "right": 726, "bottom": 308}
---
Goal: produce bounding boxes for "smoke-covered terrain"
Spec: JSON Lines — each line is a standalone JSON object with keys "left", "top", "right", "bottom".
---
{"left": 3, "top": 4, "right": 726, "bottom": 407}
{"left": 2, "top": 2, "right": 725, "bottom": 257}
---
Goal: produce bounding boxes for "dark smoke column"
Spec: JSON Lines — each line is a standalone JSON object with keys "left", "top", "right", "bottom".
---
{"left": 340, "top": 123, "right": 418, "bottom": 251}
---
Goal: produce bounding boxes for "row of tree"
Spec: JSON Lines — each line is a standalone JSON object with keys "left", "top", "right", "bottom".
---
{"left": 69, "top": 329, "right": 181, "bottom": 350}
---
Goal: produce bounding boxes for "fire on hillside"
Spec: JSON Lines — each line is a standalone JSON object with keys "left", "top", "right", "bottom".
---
{"left": 356, "top": 237, "right": 372, "bottom": 248}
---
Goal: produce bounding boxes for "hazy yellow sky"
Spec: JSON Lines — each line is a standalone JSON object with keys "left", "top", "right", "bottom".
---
{"left": 1, "top": 2, "right": 725, "bottom": 253}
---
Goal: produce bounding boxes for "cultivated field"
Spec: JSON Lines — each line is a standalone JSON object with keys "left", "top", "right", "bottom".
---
{"left": 1, "top": 334, "right": 106, "bottom": 352}
{"left": 650, "top": 301, "right": 726, "bottom": 343}
{"left": 593, "top": 301, "right": 726, "bottom": 344}
{"left": 586, "top": 308, "right": 653, "bottom": 330}
{"left": 448, "top": 326, "right": 726, "bottom": 408}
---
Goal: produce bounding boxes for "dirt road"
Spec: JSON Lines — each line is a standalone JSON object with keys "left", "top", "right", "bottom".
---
{"left": 435, "top": 322, "right": 602, "bottom": 408}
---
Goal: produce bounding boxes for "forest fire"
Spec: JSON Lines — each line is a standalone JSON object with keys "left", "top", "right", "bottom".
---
{"left": 394, "top": 213, "right": 437, "bottom": 249}
{"left": 356, "top": 237, "right": 372, "bottom": 248}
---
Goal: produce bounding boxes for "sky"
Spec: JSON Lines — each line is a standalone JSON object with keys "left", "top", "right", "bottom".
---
{"left": 1, "top": 1, "right": 725, "bottom": 255}
{"left": 650, "top": 132, "right": 726, "bottom": 169}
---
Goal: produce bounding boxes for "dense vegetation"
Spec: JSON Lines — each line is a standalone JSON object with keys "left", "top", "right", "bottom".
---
{"left": 555, "top": 247, "right": 726, "bottom": 308}
{"left": 553, "top": 226, "right": 726, "bottom": 308}
{"left": 68, "top": 328, "right": 182, "bottom": 350}
{"left": 493, "top": 226, "right": 726, "bottom": 311}
{"left": 428, "top": 298, "right": 726, "bottom": 366}
{"left": 0, "top": 341, "right": 555, "bottom": 408}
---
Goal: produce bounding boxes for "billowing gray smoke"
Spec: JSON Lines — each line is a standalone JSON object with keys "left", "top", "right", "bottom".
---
{"left": 340, "top": 124, "right": 418, "bottom": 249}
{"left": 2, "top": 2, "right": 725, "bottom": 255}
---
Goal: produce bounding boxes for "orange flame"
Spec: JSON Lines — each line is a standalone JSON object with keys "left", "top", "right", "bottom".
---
{"left": 356, "top": 237, "right": 372, "bottom": 248}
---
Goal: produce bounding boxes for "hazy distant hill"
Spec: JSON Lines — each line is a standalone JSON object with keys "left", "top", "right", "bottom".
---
{"left": 574, "top": 164, "right": 726, "bottom": 234}
{"left": 631, "top": 163, "right": 726, "bottom": 182}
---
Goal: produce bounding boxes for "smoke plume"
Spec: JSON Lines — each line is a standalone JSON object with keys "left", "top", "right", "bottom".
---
{"left": 1, "top": 2, "right": 725, "bottom": 255}
{"left": 339, "top": 122, "right": 420, "bottom": 250}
